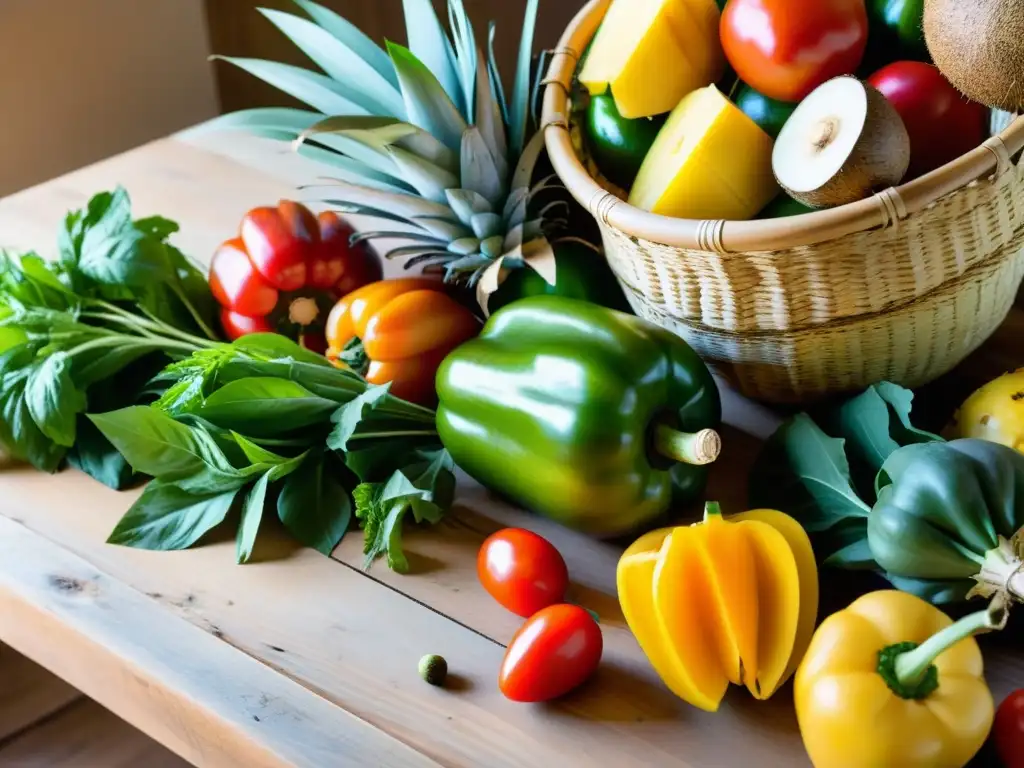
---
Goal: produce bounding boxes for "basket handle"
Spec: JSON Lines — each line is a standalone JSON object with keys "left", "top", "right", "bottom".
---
{"left": 983, "top": 135, "right": 1014, "bottom": 177}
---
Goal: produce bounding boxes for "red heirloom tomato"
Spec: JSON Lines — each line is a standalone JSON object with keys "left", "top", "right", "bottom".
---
{"left": 867, "top": 61, "right": 989, "bottom": 180}
{"left": 995, "top": 690, "right": 1024, "bottom": 768}
{"left": 721, "top": 0, "right": 869, "bottom": 102}
{"left": 499, "top": 604, "right": 603, "bottom": 703}
{"left": 210, "top": 201, "right": 382, "bottom": 350}
{"left": 477, "top": 528, "right": 569, "bottom": 617}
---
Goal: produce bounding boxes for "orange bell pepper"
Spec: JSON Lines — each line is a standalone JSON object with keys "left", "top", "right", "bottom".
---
{"left": 325, "top": 278, "right": 480, "bottom": 405}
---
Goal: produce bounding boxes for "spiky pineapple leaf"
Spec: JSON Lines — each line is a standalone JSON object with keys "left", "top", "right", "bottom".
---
{"left": 301, "top": 132, "right": 400, "bottom": 179}
{"left": 401, "top": 0, "right": 463, "bottom": 116}
{"left": 319, "top": 182, "right": 461, "bottom": 221}
{"left": 470, "top": 212, "right": 503, "bottom": 240}
{"left": 512, "top": 129, "right": 548, "bottom": 189}
{"left": 294, "top": 147, "right": 416, "bottom": 194}
{"left": 509, "top": 0, "right": 541, "bottom": 155}
{"left": 212, "top": 57, "right": 370, "bottom": 116}
{"left": 187, "top": 107, "right": 322, "bottom": 137}
{"left": 385, "top": 146, "right": 459, "bottom": 205}
{"left": 474, "top": 45, "right": 508, "bottom": 181}
{"left": 461, "top": 128, "right": 504, "bottom": 207}
{"left": 351, "top": 231, "right": 446, "bottom": 247}
{"left": 448, "top": 0, "right": 477, "bottom": 122}
{"left": 317, "top": 201, "right": 470, "bottom": 241}
{"left": 292, "top": 0, "right": 398, "bottom": 88}
{"left": 487, "top": 23, "right": 510, "bottom": 129}
{"left": 303, "top": 117, "right": 459, "bottom": 177}
{"left": 387, "top": 42, "right": 468, "bottom": 153}
{"left": 259, "top": 9, "right": 405, "bottom": 117}
{"left": 503, "top": 187, "right": 529, "bottom": 227}
{"left": 445, "top": 190, "right": 492, "bottom": 226}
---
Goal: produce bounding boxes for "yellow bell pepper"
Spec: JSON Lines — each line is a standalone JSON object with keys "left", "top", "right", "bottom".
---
{"left": 617, "top": 502, "right": 818, "bottom": 711}
{"left": 948, "top": 368, "right": 1024, "bottom": 452}
{"left": 795, "top": 590, "right": 1008, "bottom": 768}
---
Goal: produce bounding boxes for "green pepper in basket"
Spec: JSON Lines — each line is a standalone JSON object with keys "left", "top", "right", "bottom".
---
{"left": 436, "top": 296, "right": 722, "bottom": 536}
{"left": 869, "top": 439, "right": 1024, "bottom": 604}
{"left": 584, "top": 93, "right": 667, "bottom": 190}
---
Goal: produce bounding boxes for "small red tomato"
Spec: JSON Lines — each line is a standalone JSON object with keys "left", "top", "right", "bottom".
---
{"left": 867, "top": 61, "right": 989, "bottom": 180}
{"left": 721, "top": 0, "right": 869, "bottom": 102}
{"left": 499, "top": 604, "right": 603, "bottom": 703}
{"left": 995, "top": 689, "right": 1024, "bottom": 768}
{"left": 477, "top": 528, "right": 569, "bottom": 617}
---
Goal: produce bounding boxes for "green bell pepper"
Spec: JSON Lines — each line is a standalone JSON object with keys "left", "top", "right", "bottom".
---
{"left": 436, "top": 296, "right": 722, "bottom": 536}
{"left": 734, "top": 85, "right": 797, "bottom": 140}
{"left": 869, "top": 439, "right": 1024, "bottom": 604}
{"left": 862, "top": 0, "right": 929, "bottom": 74}
{"left": 487, "top": 241, "right": 631, "bottom": 315}
{"left": 585, "top": 93, "right": 666, "bottom": 190}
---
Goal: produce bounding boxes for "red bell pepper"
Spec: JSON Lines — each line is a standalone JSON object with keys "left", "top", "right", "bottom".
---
{"left": 209, "top": 201, "right": 382, "bottom": 351}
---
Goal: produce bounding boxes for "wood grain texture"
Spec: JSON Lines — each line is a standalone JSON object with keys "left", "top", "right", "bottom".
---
{"left": 0, "top": 517, "right": 439, "bottom": 768}
{"left": 0, "top": 130, "right": 1020, "bottom": 768}
{"left": 0, "top": 698, "right": 189, "bottom": 768}
{"left": 0, "top": 646, "right": 80, "bottom": 743}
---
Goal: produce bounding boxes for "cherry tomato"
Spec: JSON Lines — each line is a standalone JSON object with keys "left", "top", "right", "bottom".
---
{"left": 995, "top": 689, "right": 1024, "bottom": 768}
{"left": 499, "top": 604, "right": 603, "bottom": 702}
{"left": 721, "top": 0, "right": 869, "bottom": 102}
{"left": 477, "top": 528, "right": 568, "bottom": 617}
{"left": 867, "top": 61, "right": 988, "bottom": 180}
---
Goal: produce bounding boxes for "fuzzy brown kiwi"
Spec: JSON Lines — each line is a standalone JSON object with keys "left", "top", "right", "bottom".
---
{"left": 924, "top": 0, "right": 1024, "bottom": 111}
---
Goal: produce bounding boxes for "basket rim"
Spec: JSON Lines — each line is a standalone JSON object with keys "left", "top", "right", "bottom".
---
{"left": 541, "top": 0, "right": 1024, "bottom": 254}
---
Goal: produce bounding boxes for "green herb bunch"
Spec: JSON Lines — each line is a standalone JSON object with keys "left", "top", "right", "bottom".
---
{"left": 0, "top": 189, "right": 454, "bottom": 570}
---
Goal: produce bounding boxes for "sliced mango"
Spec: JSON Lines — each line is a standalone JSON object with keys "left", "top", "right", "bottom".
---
{"left": 628, "top": 86, "right": 780, "bottom": 221}
{"left": 616, "top": 504, "right": 819, "bottom": 711}
{"left": 580, "top": 0, "right": 725, "bottom": 119}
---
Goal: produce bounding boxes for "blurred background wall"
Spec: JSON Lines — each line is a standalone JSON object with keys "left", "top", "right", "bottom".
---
{"left": 0, "top": 0, "right": 579, "bottom": 197}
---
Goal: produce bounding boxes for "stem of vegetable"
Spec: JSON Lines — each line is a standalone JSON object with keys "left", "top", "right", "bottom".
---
{"left": 84, "top": 303, "right": 218, "bottom": 349}
{"left": 878, "top": 595, "right": 1008, "bottom": 700}
{"left": 348, "top": 430, "right": 438, "bottom": 441}
{"left": 653, "top": 424, "right": 721, "bottom": 466}
{"left": 973, "top": 532, "right": 1024, "bottom": 602}
{"left": 168, "top": 281, "right": 219, "bottom": 341}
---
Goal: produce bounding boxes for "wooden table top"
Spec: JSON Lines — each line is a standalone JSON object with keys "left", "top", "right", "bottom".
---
{"left": 0, "top": 127, "right": 1021, "bottom": 768}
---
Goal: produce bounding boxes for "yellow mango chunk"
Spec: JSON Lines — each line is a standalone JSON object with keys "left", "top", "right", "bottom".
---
{"left": 732, "top": 509, "right": 819, "bottom": 683}
{"left": 628, "top": 86, "right": 780, "bottom": 221}
{"left": 580, "top": 0, "right": 724, "bottom": 119}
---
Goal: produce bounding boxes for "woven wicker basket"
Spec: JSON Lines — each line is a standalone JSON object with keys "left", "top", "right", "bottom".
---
{"left": 541, "top": 0, "right": 1024, "bottom": 403}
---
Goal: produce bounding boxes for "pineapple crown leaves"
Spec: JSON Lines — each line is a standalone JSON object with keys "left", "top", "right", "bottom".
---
{"left": 202, "top": 0, "right": 572, "bottom": 308}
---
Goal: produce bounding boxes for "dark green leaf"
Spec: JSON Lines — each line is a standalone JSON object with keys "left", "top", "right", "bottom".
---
{"left": 89, "top": 406, "right": 238, "bottom": 481}
{"left": 107, "top": 482, "right": 238, "bottom": 550}
{"left": 73, "top": 344, "right": 155, "bottom": 389}
{"left": 133, "top": 215, "right": 179, "bottom": 240}
{"left": 25, "top": 351, "right": 86, "bottom": 447}
{"left": 216, "top": 358, "right": 365, "bottom": 401}
{"left": 327, "top": 383, "right": 391, "bottom": 451}
{"left": 196, "top": 377, "right": 338, "bottom": 436}
{"left": 237, "top": 471, "right": 271, "bottom": 564}
{"left": 874, "top": 382, "right": 944, "bottom": 445}
{"left": 66, "top": 415, "right": 138, "bottom": 490}
{"left": 749, "top": 413, "right": 871, "bottom": 534}
{"left": 232, "top": 432, "right": 290, "bottom": 465}
{"left": 277, "top": 454, "right": 352, "bottom": 555}
{"left": 230, "top": 333, "right": 332, "bottom": 367}
{"left": 819, "top": 518, "right": 876, "bottom": 569}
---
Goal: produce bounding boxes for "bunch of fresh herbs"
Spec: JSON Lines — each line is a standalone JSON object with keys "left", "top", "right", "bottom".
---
{"left": 0, "top": 189, "right": 454, "bottom": 570}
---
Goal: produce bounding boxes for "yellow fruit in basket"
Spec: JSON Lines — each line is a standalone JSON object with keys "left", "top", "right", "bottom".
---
{"left": 948, "top": 369, "right": 1024, "bottom": 452}
{"left": 579, "top": 0, "right": 725, "bottom": 120}
{"left": 628, "top": 86, "right": 779, "bottom": 221}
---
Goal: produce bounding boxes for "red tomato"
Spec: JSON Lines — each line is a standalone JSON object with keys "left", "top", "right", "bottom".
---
{"left": 477, "top": 528, "right": 568, "bottom": 617}
{"left": 867, "top": 61, "right": 989, "bottom": 180}
{"left": 995, "top": 690, "right": 1024, "bottom": 768}
{"left": 499, "top": 604, "right": 603, "bottom": 702}
{"left": 721, "top": 0, "right": 869, "bottom": 102}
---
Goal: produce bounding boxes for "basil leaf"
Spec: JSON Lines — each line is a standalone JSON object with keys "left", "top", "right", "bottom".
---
{"left": 89, "top": 406, "right": 238, "bottom": 481}
{"left": 277, "top": 454, "right": 351, "bottom": 555}
{"left": 327, "top": 383, "right": 391, "bottom": 451}
{"left": 134, "top": 215, "right": 180, "bottom": 240}
{"left": 237, "top": 471, "right": 271, "bottom": 564}
{"left": 749, "top": 413, "right": 871, "bottom": 534}
{"left": 232, "top": 432, "right": 289, "bottom": 465}
{"left": 197, "top": 377, "right": 338, "bottom": 436}
{"left": 0, "top": 347, "right": 66, "bottom": 472}
{"left": 73, "top": 344, "right": 155, "bottom": 388}
{"left": 231, "top": 333, "right": 333, "bottom": 367}
{"left": 24, "top": 352, "right": 86, "bottom": 447}
{"left": 107, "top": 482, "right": 238, "bottom": 550}
{"left": 66, "top": 415, "right": 138, "bottom": 490}
{"left": 216, "top": 358, "right": 365, "bottom": 401}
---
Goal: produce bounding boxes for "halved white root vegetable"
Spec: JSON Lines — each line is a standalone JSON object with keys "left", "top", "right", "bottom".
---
{"left": 772, "top": 77, "right": 910, "bottom": 209}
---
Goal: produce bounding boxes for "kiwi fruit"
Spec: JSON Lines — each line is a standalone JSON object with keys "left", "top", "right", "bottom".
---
{"left": 924, "top": 0, "right": 1024, "bottom": 111}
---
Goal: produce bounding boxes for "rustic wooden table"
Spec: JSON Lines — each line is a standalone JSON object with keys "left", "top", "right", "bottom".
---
{"left": 0, "top": 127, "right": 1021, "bottom": 768}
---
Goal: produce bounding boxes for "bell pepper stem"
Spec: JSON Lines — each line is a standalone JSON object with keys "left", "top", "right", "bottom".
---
{"left": 653, "top": 424, "right": 721, "bottom": 466}
{"left": 971, "top": 530, "right": 1024, "bottom": 602}
{"left": 882, "top": 594, "right": 1009, "bottom": 699}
